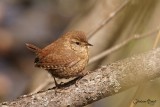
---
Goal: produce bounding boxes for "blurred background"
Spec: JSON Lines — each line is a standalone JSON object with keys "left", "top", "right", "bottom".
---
{"left": 0, "top": 0, "right": 160, "bottom": 107}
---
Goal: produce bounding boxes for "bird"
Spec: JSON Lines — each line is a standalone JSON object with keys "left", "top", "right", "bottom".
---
{"left": 26, "top": 31, "right": 92, "bottom": 87}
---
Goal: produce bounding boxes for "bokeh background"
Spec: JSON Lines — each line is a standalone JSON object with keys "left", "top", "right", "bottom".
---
{"left": 0, "top": 0, "right": 160, "bottom": 107}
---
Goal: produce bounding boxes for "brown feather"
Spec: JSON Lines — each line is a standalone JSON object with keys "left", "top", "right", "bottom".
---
{"left": 26, "top": 31, "right": 90, "bottom": 79}
{"left": 25, "top": 43, "right": 41, "bottom": 53}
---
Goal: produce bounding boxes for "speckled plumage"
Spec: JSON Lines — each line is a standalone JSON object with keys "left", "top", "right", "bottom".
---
{"left": 26, "top": 31, "right": 92, "bottom": 86}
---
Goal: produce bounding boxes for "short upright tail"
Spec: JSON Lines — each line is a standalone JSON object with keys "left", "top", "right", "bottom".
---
{"left": 25, "top": 43, "right": 41, "bottom": 53}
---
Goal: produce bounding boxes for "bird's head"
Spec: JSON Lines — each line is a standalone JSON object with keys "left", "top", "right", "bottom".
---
{"left": 63, "top": 31, "right": 93, "bottom": 53}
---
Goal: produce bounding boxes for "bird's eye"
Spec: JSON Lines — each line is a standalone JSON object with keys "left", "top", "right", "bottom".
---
{"left": 75, "top": 42, "right": 80, "bottom": 45}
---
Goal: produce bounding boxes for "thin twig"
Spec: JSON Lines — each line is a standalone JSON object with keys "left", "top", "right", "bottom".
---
{"left": 88, "top": 0, "right": 130, "bottom": 39}
{"left": 128, "top": 84, "right": 146, "bottom": 107}
{"left": 89, "top": 27, "right": 160, "bottom": 64}
{"left": 29, "top": 78, "right": 54, "bottom": 95}
{"left": 153, "top": 30, "right": 160, "bottom": 49}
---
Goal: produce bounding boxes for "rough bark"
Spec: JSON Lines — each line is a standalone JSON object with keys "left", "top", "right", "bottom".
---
{"left": 1, "top": 48, "right": 160, "bottom": 107}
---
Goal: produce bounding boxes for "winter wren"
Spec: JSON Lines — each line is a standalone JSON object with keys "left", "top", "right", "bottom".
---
{"left": 26, "top": 31, "right": 92, "bottom": 87}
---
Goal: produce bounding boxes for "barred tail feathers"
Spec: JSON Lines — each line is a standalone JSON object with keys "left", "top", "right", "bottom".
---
{"left": 25, "top": 43, "right": 41, "bottom": 53}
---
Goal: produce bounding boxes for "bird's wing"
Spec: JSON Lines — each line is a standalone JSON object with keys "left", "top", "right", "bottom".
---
{"left": 35, "top": 49, "right": 81, "bottom": 70}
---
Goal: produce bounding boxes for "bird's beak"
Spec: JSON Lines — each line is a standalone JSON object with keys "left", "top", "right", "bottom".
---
{"left": 87, "top": 42, "right": 93, "bottom": 46}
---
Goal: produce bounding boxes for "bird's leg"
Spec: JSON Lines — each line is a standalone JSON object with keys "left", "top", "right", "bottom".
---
{"left": 52, "top": 77, "right": 68, "bottom": 94}
{"left": 53, "top": 77, "right": 60, "bottom": 88}
{"left": 49, "top": 71, "right": 62, "bottom": 88}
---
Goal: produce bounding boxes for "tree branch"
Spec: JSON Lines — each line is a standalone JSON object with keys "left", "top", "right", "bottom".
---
{"left": 89, "top": 26, "right": 160, "bottom": 64}
{"left": 1, "top": 48, "right": 160, "bottom": 107}
{"left": 88, "top": 0, "right": 130, "bottom": 39}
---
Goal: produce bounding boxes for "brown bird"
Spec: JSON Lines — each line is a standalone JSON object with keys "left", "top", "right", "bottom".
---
{"left": 26, "top": 31, "right": 92, "bottom": 87}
